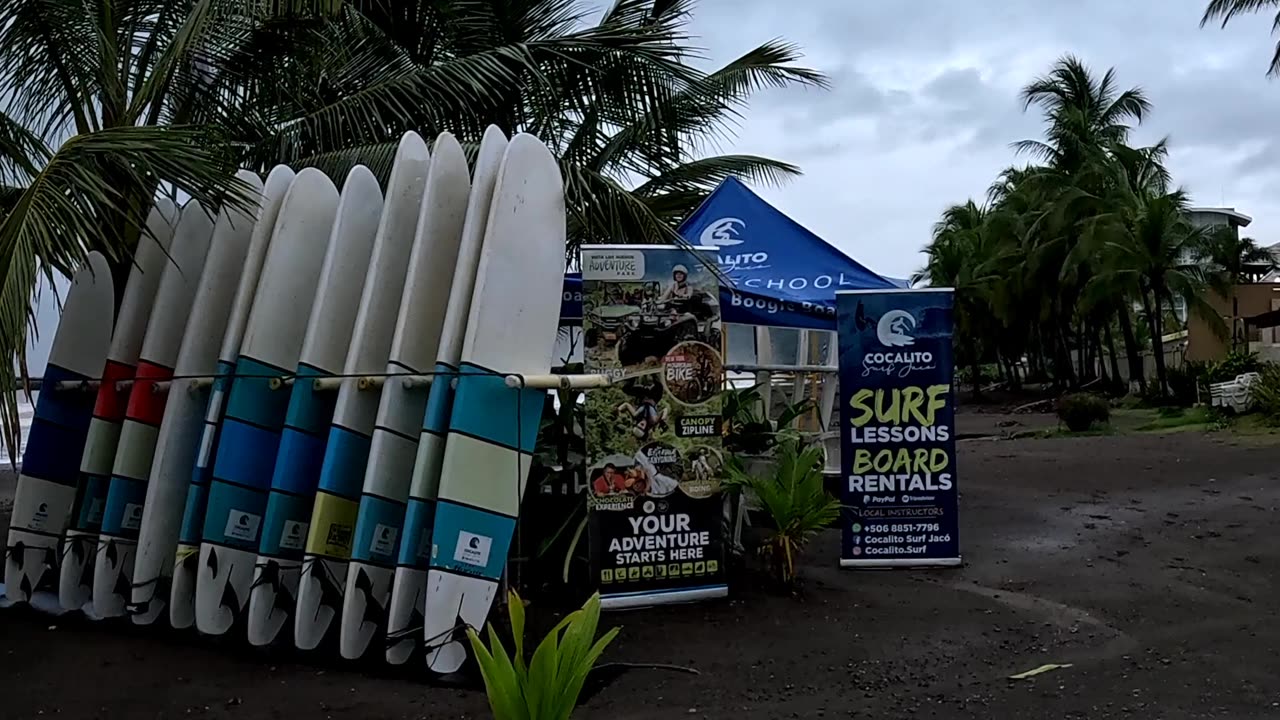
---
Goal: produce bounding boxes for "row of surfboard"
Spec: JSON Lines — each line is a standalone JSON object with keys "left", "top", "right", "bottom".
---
{"left": 2, "top": 127, "right": 565, "bottom": 673}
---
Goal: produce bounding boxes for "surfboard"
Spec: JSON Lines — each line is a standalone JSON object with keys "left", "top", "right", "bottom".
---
{"left": 194, "top": 168, "right": 339, "bottom": 636}
{"left": 244, "top": 166, "right": 382, "bottom": 647}
{"left": 422, "top": 134, "right": 566, "bottom": 674}
{"left": 170, "top": 166, "right": 295, "bottom": 630}
{"left": 59, "top": 199, "right": 178, "bottom": 612}
{"left": 131, "top": 170, "right": 266, "bottom": 626}
{"left": 384, "top": 125, "right": 508, "bottom": 665}
{"left": 92, "top": 201, "right": 215, "bottom": 618}
{"left": 3, "top": 253, "right": 114, "bottom": 604}
{"left": 338, "top": 132, "right": 473, "bottom": 661}
{"left": 291, "top": 131, "right": 434, "bottom": 652}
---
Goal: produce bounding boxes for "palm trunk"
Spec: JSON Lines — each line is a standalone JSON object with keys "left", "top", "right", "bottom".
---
{"left": 1103, "top": 321, "right": 1123, "bottom": 393}
{"left": 1117, "top": 306, "right": 1144, "bottom": 393}
{"left": 1144, "top": 288, "right": 1168, "bottom": 397}
{"left": 969, "top": 339, "right": 982, "bottom": 399}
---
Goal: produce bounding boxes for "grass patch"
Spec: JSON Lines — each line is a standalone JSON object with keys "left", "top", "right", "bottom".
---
{"left": 1135, "top": 406, "right": 1215, "bottom": 433}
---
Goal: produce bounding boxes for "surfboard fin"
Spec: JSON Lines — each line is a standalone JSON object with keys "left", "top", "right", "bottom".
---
{"left": 104, "top": 538, "right": 118, "bottom": 566}
{"left": 220, "top": 577, "right": 241, "bottom": 617}
{"left": 8, "top": 541, "right": 24, "bottom": 570}
{"left": 112, "top": 564, "right": 130, "bottom": 599}
{"left": 205, "top": 546, "right": 219, "bottom": 577}
{"left": 354, "top": 568, "right": 384, "bottom": 629}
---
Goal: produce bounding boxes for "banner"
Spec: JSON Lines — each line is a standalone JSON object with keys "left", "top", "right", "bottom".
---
{"left": 581, "top": 245, "right": 728, "bottom": 609}
{"left": 561, "top": 179, "right": 899, "bottom": 331}
{"left": 836, "top": 289, "right": 961, "bottom": 568}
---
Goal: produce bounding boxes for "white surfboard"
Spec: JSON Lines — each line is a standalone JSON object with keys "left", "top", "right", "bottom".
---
{"left": 244, "top": 166, "right": 382, "bottom": 647}
{"left": 194, "top": 168, "right": 339, "bottom": 636}
{"left": 92, "top": 202, "right": 214, "bottom": 618}
{"left": 170, "top": 166, "right": 295, "bottom": 630}
{"left": 131, "top": 170, "right": 266, "bottom": 626}
{"left": 338, "top": 132, "right": 472, "bottom": 660}
{"left": 384, "top": 125, "right": 508, "bottom": 665}
{"left": 4, "top": 253, "right": 114, "bottom": 604}
{"left": 292, "top": 131, "right": 432, "bottom": 652}
{"left": 59, "top": 199, "right": 178, "bottom": 612}
{"left": 422, "top": 134, "right": 566, "bottom": 674}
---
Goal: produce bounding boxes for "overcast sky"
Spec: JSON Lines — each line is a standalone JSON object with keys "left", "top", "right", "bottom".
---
{"left": 676, "top": 0, "right": 1280, "bottom": 279}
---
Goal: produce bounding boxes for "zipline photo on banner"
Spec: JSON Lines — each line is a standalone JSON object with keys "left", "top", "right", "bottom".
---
{"left": 836, "top": 288, "right": 961, "bottom": 568}
{"left": 581, "top": 245, "right": 728, "bottom": 610}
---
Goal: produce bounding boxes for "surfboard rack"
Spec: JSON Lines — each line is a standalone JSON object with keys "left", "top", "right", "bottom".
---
{"left": 503, "top": 373, "right": 614, "bottom": 390}
{"left": 725, "top": 363, "right": 838, "bottom": 374}
{"left": 355, "top": 375, "right": 433, "bottom": 392}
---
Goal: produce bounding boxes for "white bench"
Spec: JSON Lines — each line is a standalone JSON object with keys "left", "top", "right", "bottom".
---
{"left": 1209, "top": 372, "right": 1260, "bottom": 413}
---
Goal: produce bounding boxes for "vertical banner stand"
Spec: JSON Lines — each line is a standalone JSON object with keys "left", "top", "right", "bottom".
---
{"left": 835, "top": 288, "right": 962, "bottom": 569}
{"left": 579, "top": 245, "right": 730, "bottom": 610}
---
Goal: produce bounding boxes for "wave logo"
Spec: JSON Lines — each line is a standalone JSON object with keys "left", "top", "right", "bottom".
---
{"left": 876, "top": 310, "right": 916, "bottom": 347}
{"left": 699, "top": 217, "right": 746, "bottom": 248}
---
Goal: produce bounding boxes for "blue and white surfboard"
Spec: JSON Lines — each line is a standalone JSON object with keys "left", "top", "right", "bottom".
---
{"left": 421, "top": 133, "right": 567, "bottom": 674}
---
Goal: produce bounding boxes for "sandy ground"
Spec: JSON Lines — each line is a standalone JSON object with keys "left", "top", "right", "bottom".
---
{"left": 2, "top": 427, "right": 1279, "bottom": 719}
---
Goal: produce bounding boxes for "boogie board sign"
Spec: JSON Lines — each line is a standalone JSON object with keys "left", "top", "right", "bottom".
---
{"left": 835, "top": 289, "right": 961, "bottom": 568}
{"left": 582, "top": 245, "right": 728, "bottom": 609}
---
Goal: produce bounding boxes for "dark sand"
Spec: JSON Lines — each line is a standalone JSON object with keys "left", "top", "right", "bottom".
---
{"left": 2, "top": 428, "right": 1278, "bottom": 719}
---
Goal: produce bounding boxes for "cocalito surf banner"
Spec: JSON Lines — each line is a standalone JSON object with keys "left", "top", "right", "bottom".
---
{"left": 835, "top": 288, "right": 961, "bottom": 568}
{"left": 582, "top": 245, "right": 728, "bottom": 610}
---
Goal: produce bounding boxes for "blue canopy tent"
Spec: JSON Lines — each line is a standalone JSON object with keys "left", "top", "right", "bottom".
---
{"left": 559, "top": 177, "right": 897, "bottom": 331}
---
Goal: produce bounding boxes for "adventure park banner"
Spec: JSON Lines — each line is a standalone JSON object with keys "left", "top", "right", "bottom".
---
{"left": 581, "top": 244, "right": 728, "bottom": 609}
{"left": 835, "top": 288, "right": 961, "bottom": 568}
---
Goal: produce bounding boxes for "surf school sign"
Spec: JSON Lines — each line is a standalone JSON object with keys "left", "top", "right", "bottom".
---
{"left": 581, "top": 244, "right": 729, "bottom": 610}
{"left": 835, "top": 289, "right": 961, "bottom": 568}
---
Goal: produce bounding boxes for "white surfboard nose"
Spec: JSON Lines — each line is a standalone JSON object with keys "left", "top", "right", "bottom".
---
{"left": 91, "top": 537, "right": 135, "bottom": 618}
{"left": 247, "top": 558, "right": 300, "bottom": 647}
{"left": 58, "top": 530, "right": 95, "bottom": 610}
{"left": 294, "top": 558, "right": 345, "bottom": 650}
{"left": 194, "top": 544, "right": 253, "bottom": 635}
{"left": 386, "top": 567, "right": 427, "bottom": 665}
{"left": 424, "top": 571, "right": 498, "bottom": 674}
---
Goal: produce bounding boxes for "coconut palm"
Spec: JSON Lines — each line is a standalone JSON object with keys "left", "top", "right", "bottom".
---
{"left": 1197, "top": 227, "right": 1275, "bottom": 287}
{"left": 913, "top": 200, "right": 1002, "bottom": 395}
{"left": 0, "top": 0, "right": 823, "bottom": 455}
{"left": 225, "top": 0, "right": 827, "bottom": 251}
{"left": 0, "top": 0, "right": 277, "bottom": 453}
{"left": 1201, "top": 0, "right": 1280, "bottom": 75}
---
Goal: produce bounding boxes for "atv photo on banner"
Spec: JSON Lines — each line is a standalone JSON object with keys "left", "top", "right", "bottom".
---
{"left": 580, "top": 245, "right": 729, "bottom": 610}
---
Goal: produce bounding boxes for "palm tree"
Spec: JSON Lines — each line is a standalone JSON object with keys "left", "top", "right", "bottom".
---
{"left": 1201, "top": 0, "right": 1280, "bottom": 75}
{"left": 914, "top": 200, "right": 999, "bottom": 396}
{"left": 1014, "top": 55, "right": 1152, "bottom": 388}
{"left": 1087, "top": 189, "right": 1222, "bottom": 395}
{"left": 0, "top": 0, "right": 823, "bottom": 454}
{"left": 221, "top": 0, "right": 827, "bottom": 251}
{"left": 0, "top": 0, "right": 271, "bottom": 452}
{"left": 1198, "top": 227, "right": 1274, "bottom": 286}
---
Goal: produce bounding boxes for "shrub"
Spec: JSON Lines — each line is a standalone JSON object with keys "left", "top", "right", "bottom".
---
{"left": 1246, "top": 363, "right": 1280, "bottom": 424}
{"left": 723, "top": 437, "right": 840, "bottom": 586}
{"left": 1165, "top": 362, "right": 1205, "bottom": 407}
{"left": 467, "top": 590, "right": 619, "bottom": 720}
{"left": 1057, "top": 393, "right": 1110, "bottom": 432}
{"left": 1206, "top": 350, "right": 1260, "bottom": 385}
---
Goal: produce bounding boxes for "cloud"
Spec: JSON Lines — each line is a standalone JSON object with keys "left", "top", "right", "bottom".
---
{"left": 678, "top": 0, "right": 1280, "bottom": 276}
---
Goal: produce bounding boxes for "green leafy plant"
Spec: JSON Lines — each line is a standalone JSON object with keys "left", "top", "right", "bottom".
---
{"left": 1206, "top": 350, "right": 1260, "bottom": 385}
{"left": 723, "top": 437, "right": 839, "bottom": 586}
{"left": 1244, "top": 362, "right": 1280, "bottom": 425}
{"left": 722, "top": 384, "right": 813, "bottom": 455}
{"left": 1056, "top": 393, "right": 1111, "bottom": 432}
{"left": 468, "top": 591, "right": 620, "bottom": 720}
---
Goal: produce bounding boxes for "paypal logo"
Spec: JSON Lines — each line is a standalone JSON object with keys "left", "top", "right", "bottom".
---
{"left": 877, "top": 310, "right": 916, "bottom": 347}
{"left": 699, "top": 217, "right": 746, "bottom": 248}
